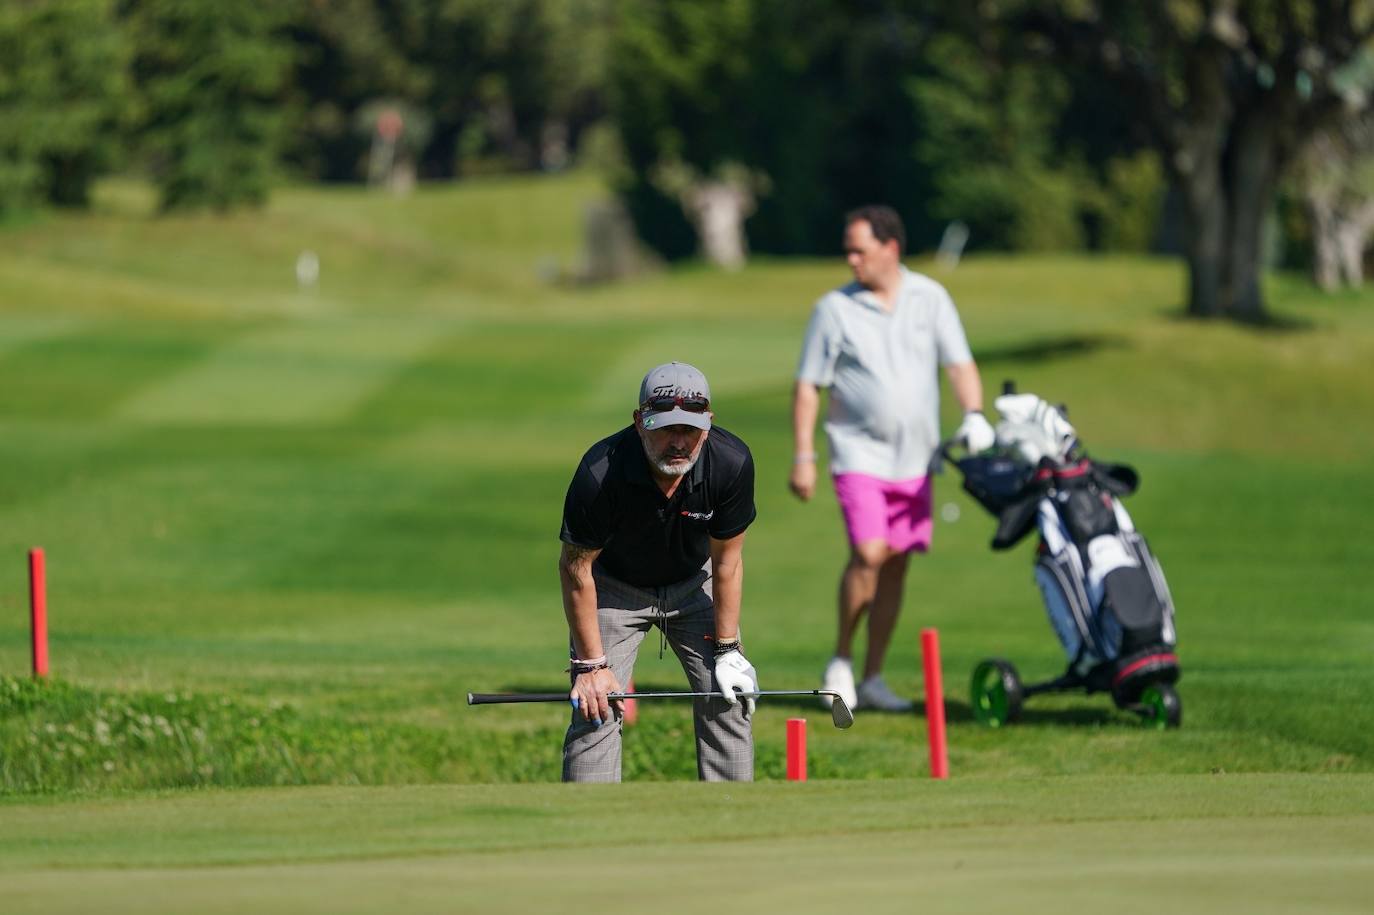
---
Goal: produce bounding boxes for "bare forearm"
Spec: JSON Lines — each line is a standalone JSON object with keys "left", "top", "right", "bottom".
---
{"left": 558, "top": 544, "right": 602, "bottom": 658}
{"left": 710, "top": 534, "right": 746, "bottom": 641}
{"left": 713, "top": 561, "right": 743, "bottom": 641}
{"left": 945, "top": 361, "right": 984, "bottom": 413}
{"left": 792, "top": 381, "right": 820, "bottom": 458}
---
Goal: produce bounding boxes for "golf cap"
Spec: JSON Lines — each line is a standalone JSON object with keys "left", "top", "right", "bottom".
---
{"left": 638, "top": 362, "right": 712, "bottom": 431}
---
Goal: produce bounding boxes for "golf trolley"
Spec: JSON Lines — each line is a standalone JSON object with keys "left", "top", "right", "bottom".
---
{"left": 943, "top": 383, "right": 1182, "bottom": 729}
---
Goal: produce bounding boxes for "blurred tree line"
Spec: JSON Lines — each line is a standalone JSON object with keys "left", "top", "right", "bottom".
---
{"left": 1, "top": 0, "right": 1371, "bottom": 320}
{"left": 610, "top": 0, "right": 1161, "bottom": 264}
{"left": 612, "top": 0, "right": 1374, "bottom": 321}
{"left": 0, "top": 0, "right": 612, "bottom": 212}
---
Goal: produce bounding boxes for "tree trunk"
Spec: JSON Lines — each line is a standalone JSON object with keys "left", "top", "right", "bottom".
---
{"left": 1308, "top": 192, "right": 1342, "bottom": 291}
{"left": 1341, "top": 202, "right": 1374, "bottom": 287}
{"left": 1336, "top": 226, "right": 1364, "bottom": 285}
{"left": 1222, "top": 109, "right": 1281, "bottom": 322}
{"left": 1180, "top": 162, "right": 1227, "bottom": 319}
{"left": 1309, "top": 197, "right": 1374, "bottom": 289}
{"left": 683, "top": 180, "right": 755, "bottom": 271}
{"left": 1172, "top": 46, "right": 1233, "bottom": 320}
{"left": 45, "top": 155, "right": 94, "bottom": 208}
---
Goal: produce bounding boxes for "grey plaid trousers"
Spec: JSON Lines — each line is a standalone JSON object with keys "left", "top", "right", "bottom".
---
{"left": 562, "top": 563, "right": 754, "bottom": 782}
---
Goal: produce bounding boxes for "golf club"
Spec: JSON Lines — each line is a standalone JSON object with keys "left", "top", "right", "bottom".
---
{"left": 467, "top": 689, "right": 855, "bottom": 729}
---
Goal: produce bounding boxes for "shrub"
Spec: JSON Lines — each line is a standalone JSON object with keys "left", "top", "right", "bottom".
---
{"left": 0, "top": 0, "right": 130, "bottom": 214}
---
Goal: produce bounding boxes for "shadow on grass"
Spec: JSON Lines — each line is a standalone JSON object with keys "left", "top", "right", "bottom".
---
{"left": 977, "top": 334, "right": 1127, "bottom": 366}
{"left": 1162, "top": 307, "right": 1316, "bottom": 332}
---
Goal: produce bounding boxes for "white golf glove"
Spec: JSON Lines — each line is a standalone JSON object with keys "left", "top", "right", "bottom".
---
{"left": 954, "top": 410, "right": 996, "bottom": 453}
{"left": 713, "top": 646, "right": 758, "bottom": 718}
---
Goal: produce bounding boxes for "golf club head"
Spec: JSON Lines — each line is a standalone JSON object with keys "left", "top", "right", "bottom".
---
{"left": 825, "top": 692, "right": 854, "bottom": 728}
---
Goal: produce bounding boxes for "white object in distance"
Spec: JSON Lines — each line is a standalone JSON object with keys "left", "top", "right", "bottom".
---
{"left": 295, "top": 250, "right": 320, "bottom": 289}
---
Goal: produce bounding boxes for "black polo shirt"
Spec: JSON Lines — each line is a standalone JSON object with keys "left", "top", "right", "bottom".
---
{"left": 560, "top": 425, "right": 756, "bottom": 588}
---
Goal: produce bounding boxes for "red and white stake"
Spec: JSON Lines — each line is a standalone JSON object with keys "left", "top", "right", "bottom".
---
{"left": 29, "top": 547, "right": 49, "bottom": 678}
{"left": 786, "top": 718, "right": 807, "bottom": 781}
{"left": 921, "top": 628, "right": 948, "bottom": 779}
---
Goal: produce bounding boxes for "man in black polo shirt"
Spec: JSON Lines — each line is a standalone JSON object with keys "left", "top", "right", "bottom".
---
{"left": 559, "top": 362, "right": 758, "bottom": 782}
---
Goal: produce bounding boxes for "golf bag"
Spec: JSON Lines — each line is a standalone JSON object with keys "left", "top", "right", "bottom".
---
{"left": 1025, "top": 460, "right": 1178, "bottom": 702}
{"left": 954, "top": 392, "right": 1180, "bottom": 707}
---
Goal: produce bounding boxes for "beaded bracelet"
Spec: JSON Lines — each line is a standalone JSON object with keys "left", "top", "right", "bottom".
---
{"left": 568, "top": 655, "right": 608, "bottom": 675}
{"left": 712, "top": 639, "right": 742, "bottom": 657}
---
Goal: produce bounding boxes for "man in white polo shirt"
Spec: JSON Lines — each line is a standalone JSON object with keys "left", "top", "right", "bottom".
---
{"left": 789, "top": 205, "right": 994, "bottom": 712}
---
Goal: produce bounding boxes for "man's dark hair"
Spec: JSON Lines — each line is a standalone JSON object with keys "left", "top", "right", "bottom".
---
{"left": 845, "top": 205, "right": 906, "bottom": 254}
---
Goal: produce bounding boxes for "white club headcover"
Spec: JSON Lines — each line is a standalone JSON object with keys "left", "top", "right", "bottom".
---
{"left": 993, "top": 393, "right": 1077, "bottom": 464}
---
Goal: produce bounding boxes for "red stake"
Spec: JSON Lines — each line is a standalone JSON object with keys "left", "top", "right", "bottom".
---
{"left": 29, "top": 548, "right": 48, "bottom": 678}
{"left": 921, "top": 628, "right": 948, "bottom": 779}
{"left": 786, "top": 718, "right": 807, "bottom": 781}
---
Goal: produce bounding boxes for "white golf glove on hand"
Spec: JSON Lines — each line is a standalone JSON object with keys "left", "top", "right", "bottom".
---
{"left": 713, "top": 645, "right": 758, "bottom": 718}
{"left": 955, "top": 410, "right": 996, "bottom": 453}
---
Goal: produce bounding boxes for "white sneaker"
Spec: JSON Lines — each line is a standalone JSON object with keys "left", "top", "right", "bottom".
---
{"left": 820, "top": 656, "right": 858, "bottom": 711}
{"left": 856, "top": 675, "right": 914, "bottom": 712}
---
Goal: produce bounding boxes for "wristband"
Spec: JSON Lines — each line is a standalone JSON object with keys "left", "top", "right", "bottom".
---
{"left": 569, "top": 655, "right": 608, "bottom": 675}
{"left": 793, "top": 454, "right": 816, "bottom": 464}
{"left": 713, "top": 638, "right": 742, "bottom": 657}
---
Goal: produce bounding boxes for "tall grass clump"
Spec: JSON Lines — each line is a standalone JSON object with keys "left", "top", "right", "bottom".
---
{"left": 1, "top": 676, "right": 745, "bottom": 791}
{"left": 0, "top": 675, "right": 571, "bottom": 793}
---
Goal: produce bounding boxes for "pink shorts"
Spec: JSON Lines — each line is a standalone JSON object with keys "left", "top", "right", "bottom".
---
{"left": 833, "top": 472, "right": 933, "bottom": 554}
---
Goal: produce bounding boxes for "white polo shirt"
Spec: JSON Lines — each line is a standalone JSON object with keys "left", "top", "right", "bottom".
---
{"left": 796, "top": 267, "right": 973, "bottom": 480}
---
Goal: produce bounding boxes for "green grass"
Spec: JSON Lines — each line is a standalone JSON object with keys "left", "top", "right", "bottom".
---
{"left": 3, "top": 777, "right": 1372, "bottom": 914}
{"left": 0, "top": 171, "right": 1371, "bottom": 908}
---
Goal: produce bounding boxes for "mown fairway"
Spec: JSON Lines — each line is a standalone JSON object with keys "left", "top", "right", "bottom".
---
{"left": 6, "top": 776, "right": 1374, "bottom": 914}
{"left": 1, "top": 174, "right": 1372, "bottom": 910}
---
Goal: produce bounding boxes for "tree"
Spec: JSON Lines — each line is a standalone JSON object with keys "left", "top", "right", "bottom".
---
{"left": 1287, "top": 49, "right": 1374, "bottom": 287}
{"left": 0, "top": 0, "right": 130, "bottom": 214}
{"left": 1295, "top": 110, "right": 1374, "bottom": 287}
{"left": 610, "top": 0, "right": 944, "bottom": 259}
{"left": 126, "top": 0, "right": 294, "bottom": 211}
{"left": 909, "top": 30, "right": 1094, "bottom": 251}
{"left": 997, "top": 1, "right": 1374, "bottom": 321}
{"left": 608, "top": 0, "right": 1166, "bottom": 262}
{"left": 285, "top": 0, "right": 427, "bottom": 181}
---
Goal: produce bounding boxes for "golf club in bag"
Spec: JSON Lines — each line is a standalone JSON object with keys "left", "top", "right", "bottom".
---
{"left": 939, "top": 381, "right": 1182, "bottom": 729}
{"left": 468, "top": 689, "right": 855, "bottom": 729}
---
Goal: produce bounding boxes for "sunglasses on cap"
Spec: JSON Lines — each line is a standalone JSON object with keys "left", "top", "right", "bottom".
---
{"left": 639, "top": 394, "right": 710, "bottom": 414}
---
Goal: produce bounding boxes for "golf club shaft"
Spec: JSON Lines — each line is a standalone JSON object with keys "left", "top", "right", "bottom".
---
{"left": 466, "top": 689, "right": 835, "bottom": 705}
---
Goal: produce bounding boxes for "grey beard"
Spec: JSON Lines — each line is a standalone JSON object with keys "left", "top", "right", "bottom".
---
{"left": 652, "top": 454, "right": 697, "bottom": 476}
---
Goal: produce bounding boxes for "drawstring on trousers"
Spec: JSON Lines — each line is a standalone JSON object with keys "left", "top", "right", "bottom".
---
{"left": 655, "top": 588, "right": 668, "bottom": 659}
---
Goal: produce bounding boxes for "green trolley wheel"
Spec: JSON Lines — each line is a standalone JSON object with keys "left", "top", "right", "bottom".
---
{"left": 1138, "top": 683, "right": 1182, "bottom": 729}
{"left": 970, "top": 658, "right": 1024, "bottom": 727}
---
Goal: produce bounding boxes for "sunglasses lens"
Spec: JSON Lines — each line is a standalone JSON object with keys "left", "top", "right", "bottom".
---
{"left": 643, "top": 396, "right": 710, "bottom": 414}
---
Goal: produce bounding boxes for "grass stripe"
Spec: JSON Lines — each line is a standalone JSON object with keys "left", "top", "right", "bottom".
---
{"left": 0, "top": 321, "right": 233, "bottom": 420}
{"left": 0, "top": 314, "right": 86, "bottom": 354}
{"left": 117, "top": 317, "right": 454, "bottom": 425}
{"left": 1, "top": 777, "right": 1370, "bottom": 914}
{"left": 581, "top": 326, "right": 800, "bottom": 411}
{"left": 5, "top": 817, "right": 1371, "bottom": 915}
